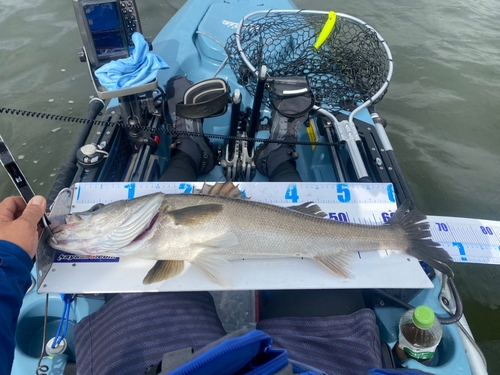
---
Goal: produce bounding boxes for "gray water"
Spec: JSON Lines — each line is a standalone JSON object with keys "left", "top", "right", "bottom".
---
{"left": 1, "top": 0, "right": 499, "bottom": 371}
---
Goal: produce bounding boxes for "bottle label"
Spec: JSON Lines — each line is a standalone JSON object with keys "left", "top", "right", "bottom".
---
{"left": 402, "top": 347, "right": 435, "bottom": 362}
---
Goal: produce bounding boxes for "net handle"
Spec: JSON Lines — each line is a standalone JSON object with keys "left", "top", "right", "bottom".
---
{"left": 235, "top": 9, "right": 394, "bottom": 123}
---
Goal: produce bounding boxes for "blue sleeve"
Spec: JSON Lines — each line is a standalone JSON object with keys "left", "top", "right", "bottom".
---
{"left": 0, "top": 240, "right": 33, "bottom": 375}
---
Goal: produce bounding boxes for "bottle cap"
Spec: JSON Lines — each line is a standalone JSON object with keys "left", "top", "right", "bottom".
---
{"left": 413, "top": 305, "right": 435, "bottom": 329}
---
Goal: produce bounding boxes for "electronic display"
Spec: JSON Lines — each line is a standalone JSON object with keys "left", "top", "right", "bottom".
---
{"left": 84, "top": 2, "right": 125, "bottom": 58}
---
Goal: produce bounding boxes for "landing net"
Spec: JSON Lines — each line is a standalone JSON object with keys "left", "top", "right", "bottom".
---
{"left": 226, "top": 10, "right": 393, "bottom": 112}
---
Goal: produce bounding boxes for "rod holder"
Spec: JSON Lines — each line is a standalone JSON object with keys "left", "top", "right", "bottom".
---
{"left": 229, "top": 89, "right": 242, "bottom": 157}
{"left": 248, "top": 65, "right": 267, "bottom": 150}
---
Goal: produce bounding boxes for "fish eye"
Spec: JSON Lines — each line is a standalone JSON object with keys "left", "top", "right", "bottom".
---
{"left": 90, "top": 203, "right": 105, "bottom": 212}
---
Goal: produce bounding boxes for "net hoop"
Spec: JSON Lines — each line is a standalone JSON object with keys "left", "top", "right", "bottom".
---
{"left": 232, "top": 9, "right": 394, "bottom": 123}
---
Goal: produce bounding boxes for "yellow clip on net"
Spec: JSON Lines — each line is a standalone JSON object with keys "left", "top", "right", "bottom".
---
{"left": 314, "top": 11, "right": 336, "bottom": 49}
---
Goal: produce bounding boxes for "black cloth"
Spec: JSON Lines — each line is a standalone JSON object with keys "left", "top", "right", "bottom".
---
{"left": 159, "top": 150, "right": 198, "bottom": 182}
{"left": 159, "top": 151, "right": 301, "bottom": 182}
{"left": 269, "top": 160, "right": 302, "bottom": 182}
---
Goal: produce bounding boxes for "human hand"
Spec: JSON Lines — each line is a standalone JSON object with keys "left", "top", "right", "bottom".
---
{"left": 0, "top": 196, "right": 46, "bottom": 258}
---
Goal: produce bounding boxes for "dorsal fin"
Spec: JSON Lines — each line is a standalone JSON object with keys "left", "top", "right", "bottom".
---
{"left": 194, "top": 181, "right": 247, "bottom": 199}
{"left": 288, "top": 202, "right": 328, "bottom": 218}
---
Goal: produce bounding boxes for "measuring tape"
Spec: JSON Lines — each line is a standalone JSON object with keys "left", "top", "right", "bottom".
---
{"left": 71, "top": 182, "right": 500, "bottom": 266}
{"left": 426, "top": 215, "right": 500, "bottom": 265}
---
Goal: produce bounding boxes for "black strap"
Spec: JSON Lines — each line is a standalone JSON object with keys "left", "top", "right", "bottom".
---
{"left": 268, "top": 77, "right": 315, "bottom": 119}
{"left": 176, "top": 90, "right": 229, "bottom": 119}
{"left": 176, "top": 78, "right": 230, "bottom": 119}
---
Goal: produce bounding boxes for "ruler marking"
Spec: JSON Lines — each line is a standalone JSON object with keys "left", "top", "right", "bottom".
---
{"left": 446, "top": 222, "right": 457, "bottom": 243}
{"left": 458, "top": 226, "right": 472, "bottom": 245}
{"left": 465, "top": 227, "right": 476, "bottom": 244}
{"left": 468, "top": 226, "right": 481, "bottom": 246}
{"left": 492, "top": 226, "right": 500, "bottom": 244}
{"left": 435, "top": 223, "right": 445, "bottom": 242}
{"left": 470, "top": 226, "right": 484, "bottom": 247}
{"left": 429, "top": 224, "right": 439, "bottom": 242}
{"left": 454, "top": 226, "right": 464, "bottom": 243}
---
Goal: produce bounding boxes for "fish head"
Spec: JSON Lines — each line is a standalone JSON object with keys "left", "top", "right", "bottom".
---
{"left": 49, "top": 193, "right": 166, "bottom": 254}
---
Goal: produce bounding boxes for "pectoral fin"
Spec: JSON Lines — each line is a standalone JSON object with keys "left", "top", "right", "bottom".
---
{"left": 168, "top": 204, "right": 223, "bottom": 226}
{"left": 314, "top": 253, "right": 355, "bottom": 279}
{"left": 191, "top": 232, "right": 238, "bottom": 248}
{"left": 190, "top": 253, "right": 233, "bottom": 288}
{"left": 143, "top": 260, "right": 185, "bottom": 285}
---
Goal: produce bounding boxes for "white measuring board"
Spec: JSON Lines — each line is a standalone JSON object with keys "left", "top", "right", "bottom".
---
{"left": 41, "top": 181, "right": 434, "bottom": 294}
{"left": 426, "top": 215, "right": 500, "bottom": 265}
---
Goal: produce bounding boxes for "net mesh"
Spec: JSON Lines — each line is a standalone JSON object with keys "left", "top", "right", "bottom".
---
{"left": 226, "top": 12, "right": 390, "bottom": 112}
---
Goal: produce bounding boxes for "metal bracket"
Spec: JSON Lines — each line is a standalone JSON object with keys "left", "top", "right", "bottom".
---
{"left": 335, "top": 120, "right": 362, "bottom": 143}
{"left": 314, "top": 107, "right": 369, "bottom": 180}
{"left": 142, "top": 91, "right": 159, "bottom": 115}
{"left": 221, "top": 133, "right": 255, "bottom": 181}
{"left": 36, "top": 187, "right": 74, "bottom": 292}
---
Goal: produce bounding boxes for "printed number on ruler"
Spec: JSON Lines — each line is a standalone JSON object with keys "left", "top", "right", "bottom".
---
{"left": 436, "top": 223, "right": 448, "bottom": 232}
{"left": 179, "top": 183, "right": 192, "bottom": 194}
{"left": 285, "top": 184, "right": 299, "bottom": 203}
{"left": 387, "top": 184, "right": 396, "bottom": 203}
{"left": 381, "top": 212, "right": 395, "bottom": 223}
{"left": 124, "top": 183, "right": 136, "bottom": 199}
{"left": 480, "top": 226, "right": 494, "bottom": 235}
{"left": 329, "top": 212, "right": 349, "bottom": 222}
{"left": 337, "top": 184, "right": 351, "bottom": 203}
{"left": 452, "top": 242, "right": 467, "bottom": 261}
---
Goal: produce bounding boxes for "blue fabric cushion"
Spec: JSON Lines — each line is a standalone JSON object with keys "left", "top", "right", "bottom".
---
{"left": 95, "top": 32, "right": 168, "bottom": 91}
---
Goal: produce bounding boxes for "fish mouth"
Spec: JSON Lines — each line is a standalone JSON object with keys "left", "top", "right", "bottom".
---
{"left": 49, "top": 193, "right": 165, "bottom": 253}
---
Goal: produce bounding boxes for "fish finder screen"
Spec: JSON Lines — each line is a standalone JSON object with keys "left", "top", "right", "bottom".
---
{"left": 84, "top": 3, "right": 125, "bottom": 57}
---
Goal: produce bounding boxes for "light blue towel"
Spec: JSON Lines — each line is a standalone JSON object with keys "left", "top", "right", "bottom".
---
{"left": 95, "top": 32, "right": 168, "bottom": 91}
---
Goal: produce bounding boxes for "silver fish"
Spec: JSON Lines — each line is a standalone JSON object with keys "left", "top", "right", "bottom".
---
{"left": 49, "top": 182, "right": 453, "bottom": 287}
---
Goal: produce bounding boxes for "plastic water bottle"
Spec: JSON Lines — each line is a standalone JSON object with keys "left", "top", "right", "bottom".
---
{"left": 395, "top": 305, "right": 442, "bottom": 365}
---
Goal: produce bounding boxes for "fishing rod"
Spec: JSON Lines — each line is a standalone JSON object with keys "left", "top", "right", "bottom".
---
{"left": 0, "top": 135, "right": 56, "bottom": 242}
{"left": 0, "top": 105, "right": 339, "bottom": 148}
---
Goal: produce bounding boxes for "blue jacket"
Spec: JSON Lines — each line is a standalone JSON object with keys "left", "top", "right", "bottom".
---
{"left": 0, "top": 240, "right": 33, "bottom": 375}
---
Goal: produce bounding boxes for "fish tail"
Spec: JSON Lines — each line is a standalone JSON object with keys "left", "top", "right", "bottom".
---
{"left": 388, "top": 200, "right": 453, "bottom": 275}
